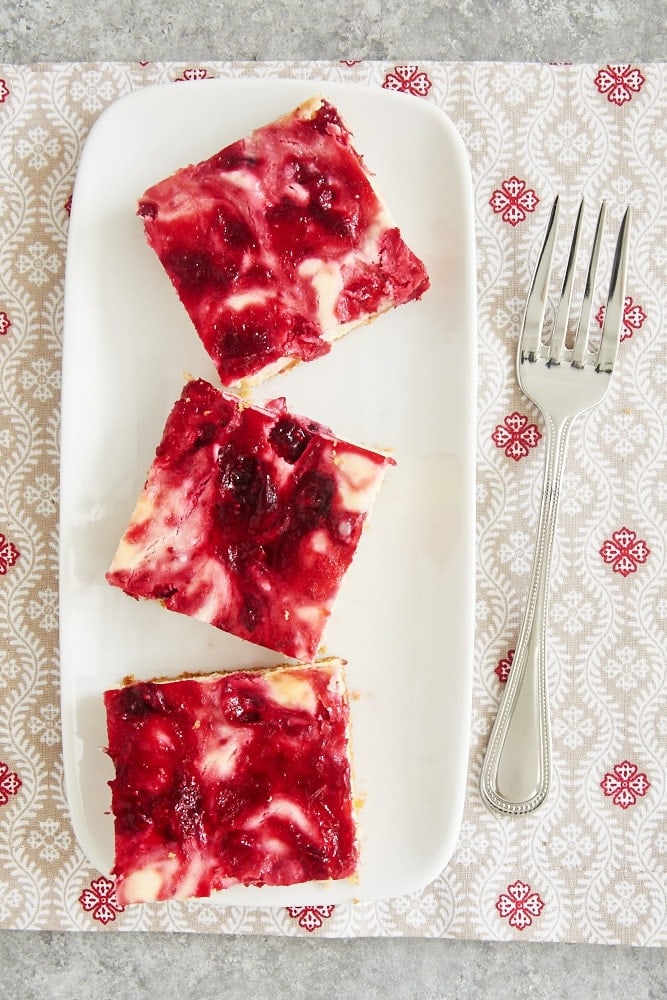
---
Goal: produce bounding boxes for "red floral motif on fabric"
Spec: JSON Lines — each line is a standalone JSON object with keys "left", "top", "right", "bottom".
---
{"left": 489, "top": 177, "right": 539, "bottom": 226}
{"left": 601, "top": 761, "right": 650, "bottom": 808}
{"left": 0, "top": 79, "right": 9, "bottom": 104}
{"left": 495, "top": 649, "right": 515, "bottom": 683}
{"left": 286, "top": 905, "right": 335, "bottom": 931}
{"left": 599, "top": 528, "right": 650, "bottom": 576}
{"left": 0, "top": 311, "right": 10, "bottom": 335}
{"left": 496, "top": 880, "right": 545, "bottom": 931}
{"left": 340, "top": 60, "right": 361, "bottom": 67}
{"left": 0, "top": 762, "right": 22, "bottom": 805}
{"left": 594, "top": 65, "right": 646, "bottom": 105}
{"left": 382, "top": 65, "right": 432, "bottom": 98}
{"left": 0, "top": 534, "right": 20, "bottom": 574}
{"left": 175, "top": 68, "right": 211, "bottom": 82}
{"left": 64, "top": 194, "right": 72, "bottom": 217}
{"left": 595, "top": 296, "right": 647, "bottom": 342}
{"left": 78, "top": 876, "right": 124, "bottom": 924}
{"left": 492, "top": 412, "right": 541, "bottom": 461}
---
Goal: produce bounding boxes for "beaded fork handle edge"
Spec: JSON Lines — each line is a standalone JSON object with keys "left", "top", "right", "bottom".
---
{"left": 480, "top": 411, "right": 572, "bottom": 814}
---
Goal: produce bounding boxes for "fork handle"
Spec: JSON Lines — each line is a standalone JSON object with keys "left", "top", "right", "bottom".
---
{"left": 480, "top": 414, "right": 572, "bottom": 814}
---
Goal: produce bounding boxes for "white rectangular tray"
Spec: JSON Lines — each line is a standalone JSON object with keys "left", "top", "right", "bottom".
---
{"left": 60, "top": 77, "right": 476, "bottom": 905}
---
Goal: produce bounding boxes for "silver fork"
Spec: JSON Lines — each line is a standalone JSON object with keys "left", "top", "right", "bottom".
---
{"left": 480, "top": 196, "right": 631, "bottom": 815}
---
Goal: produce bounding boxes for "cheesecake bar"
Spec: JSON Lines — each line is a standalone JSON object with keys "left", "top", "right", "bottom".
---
{"left": 138, "top": 95, "right": 430, "bottom": 386}
{"left": 106, "top": 378, "right": 394, "bottom": 660}
{"left": 104, "top": 658, "right": 357, "bottom": 904}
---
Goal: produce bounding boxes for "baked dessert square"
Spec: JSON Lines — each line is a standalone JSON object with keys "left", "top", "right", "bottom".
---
{"left": 103, "top": 658, "right": 357, "bottom": 904}
{"left": 106, "top": 378, "right": 394, "bottom": 660}
{"left": 138, "top": 95, "right": 430, "bottom": 387}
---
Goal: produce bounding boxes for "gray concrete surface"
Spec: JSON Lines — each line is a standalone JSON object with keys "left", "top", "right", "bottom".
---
{"left": 1, "top": 2, "right": 665, "bottom": 998}
{"left": 1, "top": 0, "right": 665, "bottom": 63}
{"left": 1, "top": 931, "right": 666, "bottom": 999}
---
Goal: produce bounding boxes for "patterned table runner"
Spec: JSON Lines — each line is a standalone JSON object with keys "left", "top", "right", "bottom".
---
{"left": 0, "top": 60, "right": 664, "bottom": 942}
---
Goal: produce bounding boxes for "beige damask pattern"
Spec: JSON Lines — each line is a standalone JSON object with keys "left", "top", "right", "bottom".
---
{"left": 0, "top": 61, "right": 664, "bottom": 942}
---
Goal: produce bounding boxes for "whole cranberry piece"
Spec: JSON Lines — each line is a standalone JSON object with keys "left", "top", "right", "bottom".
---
{"left": 269, "top": 418, "right": 312, "bottom": 463}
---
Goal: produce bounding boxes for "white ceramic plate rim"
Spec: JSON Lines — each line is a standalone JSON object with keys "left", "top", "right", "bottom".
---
{"left": 60, "top": 77, "right": 476, "bottom": 907}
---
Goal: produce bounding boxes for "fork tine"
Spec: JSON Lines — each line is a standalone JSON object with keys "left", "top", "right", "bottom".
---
{"left": 596, "top": 207, "right": 632, "bottom": 373}
{"left": 548, "top": 198, "right": 585, "bottom": 365}
{"left": 519, "top": 196, "right": 559, "bottom": 364}
{"left": 572, "top": 202, "right": 606, "bottom": 368}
